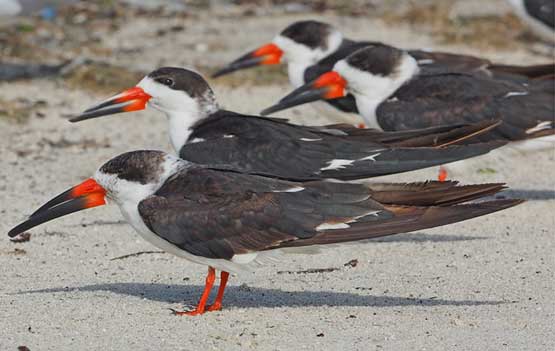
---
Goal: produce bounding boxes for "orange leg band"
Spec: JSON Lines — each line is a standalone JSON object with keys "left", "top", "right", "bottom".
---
{"left": 438, "top": 166, "right": 448, "bottom": 182}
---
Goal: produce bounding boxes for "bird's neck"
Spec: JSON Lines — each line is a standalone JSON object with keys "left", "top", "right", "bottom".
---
{"left": 286, "top": 36, "right": 345, "bottom": 88}
{"left": 167, "top": 110, "right": 197, "bottom": 152}
{"left": 353, "top": 97, "right": 383, "bottom": 130}
{"left": 164, "top": 104, "right": 217, "bottom": 153}
{"left": 287, "top": 61, "right": 312, "bottom": 88}
{"left": 351, "top": 55, "right": 419, "bottom": 129}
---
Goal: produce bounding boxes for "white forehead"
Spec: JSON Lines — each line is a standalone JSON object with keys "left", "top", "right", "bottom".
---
{"left": 137, "top": 76, "right": 172, "bottom": 97}
{"left": 333, "top": 60, "right": 363, "bottom": 83}
{"left": 333, "top": 59, "right": 384, "bottom": 96}
{"left": 136, "top": 75, "right": 199, "bottom": 114}
{"left": 272, "top": 29, "right": 342, "bottom": 63}
{"left": 273, "top": 35, "right": 309, "bottom": 62}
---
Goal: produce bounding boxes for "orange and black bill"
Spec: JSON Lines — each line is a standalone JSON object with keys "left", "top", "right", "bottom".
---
{"left": 212, "top": 43, "right": 283, "bottom": 78}
{"left": 260, "top": 71, "right": 347, "bottom": 115}
{"left": 8, "top": 179, "right": 106, "bottom": 238}
{"left": 70, "top": 87, "right": 151, "bottom": 122}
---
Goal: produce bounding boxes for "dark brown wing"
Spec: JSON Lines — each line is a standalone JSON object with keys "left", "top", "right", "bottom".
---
{"left": 377, "top": 73, "right": 555, "bottom": 141}
{"left": 278, "top": 199, "right": 522, "bottom": 248}
{"left": 138, "top": 168, "right": 385, "bottom": 260}
{"left": 326, "top": 120, "right": 502, "bottom": 147}
{"left": 368, "top": 181, "right": 506, "bottom": 206}
{"left": 408, "top": 50, "right": 491, "bottom": 72}
{"left": 181, "top": 111, "right": 503, "bottom": 181}
{"left": 486, "top": 63, "right": 555, "bottom": 80}
{"left": 138, "top": 167, "right": 522, "bottom": 260}
{"left": 409, "top": 49, "right": 554, "bottom": 80}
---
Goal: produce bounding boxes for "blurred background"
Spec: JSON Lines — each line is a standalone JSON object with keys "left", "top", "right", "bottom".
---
{"left": 0, "top": 0, "right": 552, "bottom": 163}
{"left": 1, "top": 0, "right": 553, "bottom": 106}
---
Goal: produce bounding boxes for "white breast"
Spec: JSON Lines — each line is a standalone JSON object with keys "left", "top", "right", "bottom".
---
{"left": 167, "top": 111, "right": 194, "bottom": 153}
{"left": 352, "top": 97, "right": 383, "bottom": 130}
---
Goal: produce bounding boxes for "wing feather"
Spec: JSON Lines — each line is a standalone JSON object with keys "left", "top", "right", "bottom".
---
{"left": 138, "top": 168, "right": 521, "bottom": 261}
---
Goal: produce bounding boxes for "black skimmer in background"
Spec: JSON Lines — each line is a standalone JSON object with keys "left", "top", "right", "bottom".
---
{"left": 507, "top": 0, "right": 554, "bottom": 42}
{"left": 69, "top": 67, "right": 505, "bottom": 181}
{"left": 262, "top": 45, "right": 555, "bottom": 147}
{"left": 8, "top": 150, "right": 523, "bottom": 315}
{"left": 212, "top": 20, "right": 554, "bottom": 120}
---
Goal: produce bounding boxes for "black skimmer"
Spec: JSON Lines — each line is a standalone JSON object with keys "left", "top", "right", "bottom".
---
{"left": 8, "top": 150, "right": 523, "bottom": 315}
{"left": 262, "top": 45, "right": 555, "bottom": 147}
{"left": 213, "top": 20, "right": 554, "bottom": 119}
{"left": 69, "top": 67, "right": 506, "bottom": 182}
{"left": 507, "top": 0, "right": 554, "bottom": 42}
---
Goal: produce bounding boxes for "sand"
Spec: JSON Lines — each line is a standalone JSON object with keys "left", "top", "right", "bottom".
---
{"left": 1, "top": 1, "right": 554, "bottom": 350}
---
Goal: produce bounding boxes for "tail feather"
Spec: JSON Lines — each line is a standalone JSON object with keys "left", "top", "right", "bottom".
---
{"left": 278, "top": 199, "right": 523, "bottom": 248}
{"left": 336, "top": 120, "right": 502, "bottom": 147}
{"left": 370, "top": 182, "right": 506, "bottom": 206}
{"left": 368, "top": 180, "right": 460, "bottom": 192}
{"left": 322, "top": 140, "right": 505, "bottom": 180}
{"left": 389, "top": 120, "right": 502, "bottom": 147}
{"left": 488, "top": 64, "right": 555, "bottom": 79}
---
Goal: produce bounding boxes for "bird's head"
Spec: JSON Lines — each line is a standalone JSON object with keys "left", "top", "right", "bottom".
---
{"left": 212, "top": 20, "right": 343, "bottom": 78}
{"left": 8, "top": 151, "right": 185, "bottom": 238}
{"left": 260, "top": 45, "right": 418, "bottom": 116}
{"left": 71, "top": 67, "right": 219, "bottom": 123}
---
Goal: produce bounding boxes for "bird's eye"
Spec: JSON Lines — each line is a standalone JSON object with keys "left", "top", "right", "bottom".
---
{"left": 158, "top": 78, "right": 174, "bottom": 86}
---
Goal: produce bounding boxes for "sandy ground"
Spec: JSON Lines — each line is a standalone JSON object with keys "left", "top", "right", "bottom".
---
{"left": 1, "top": 1, "right": 554, "bottom": 350}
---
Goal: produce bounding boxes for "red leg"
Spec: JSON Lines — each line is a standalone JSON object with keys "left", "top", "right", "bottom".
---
{"left": 206, "top": 271, "right": 230, "bottom": 312}
{"left": 357, "top": 123, "right": 366, "bottom": 129}
{"left": 172, "top": 266, "right": 215, "bottom": 316}
{"left": 438, "top": 166, "right": 448, "bottom": 182}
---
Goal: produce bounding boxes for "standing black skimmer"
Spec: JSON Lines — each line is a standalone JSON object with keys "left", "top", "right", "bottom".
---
{"left": 69, "top": 67, "right": 505, "bottom": 181}
{"left": 212, "top": 20, "right": 554, "bottom": 120}
{"left": 8, "top": 150, "right": 523, "bottom": 315}
{"left": 507, "top": 0, "right": 554, "bottom": 42}
{"left": 262, "top": 45, "right": 555, "bottom": 147}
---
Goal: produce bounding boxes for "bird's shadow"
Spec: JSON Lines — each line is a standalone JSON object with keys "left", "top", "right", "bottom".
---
{"left": 500, "top": 189, "right": 555, "bottom": 201}
{"left": 371, "top": 232, "right": 485, "bottom": 243}
{"left": 17, "top": 283, "right": 503, "bottom": 309}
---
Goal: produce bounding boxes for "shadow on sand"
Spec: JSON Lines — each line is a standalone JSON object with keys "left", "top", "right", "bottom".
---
{"left": 17, "top": 283, "right": 504, "bottom": 309}
{"left": 371, "top": 232, "right": 486, "bottom": 243}
{"left": 500, "top": 189, "right": 555, "bottom": 201}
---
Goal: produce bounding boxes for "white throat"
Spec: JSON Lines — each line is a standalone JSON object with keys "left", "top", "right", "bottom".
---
{"left": 166, "top": 110, "right": 199, "bottom": 153}
{"left": 287, "top": 62, "right": 312, "bottom": 88}
{"left": 335, "top": 55, "right": 419, "bottom": 129}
